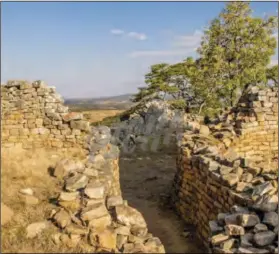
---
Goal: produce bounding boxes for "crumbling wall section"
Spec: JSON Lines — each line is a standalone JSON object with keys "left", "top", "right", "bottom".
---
{"left": 1, "top": 80, "right": 90, "bottom": 154}
{"left": 172, "top": 85, "right": 278, "bottom": 252}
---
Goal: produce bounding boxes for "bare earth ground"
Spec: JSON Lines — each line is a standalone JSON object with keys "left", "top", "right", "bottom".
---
{"left": 1, "top": 149, "right": 93, "bottom": 253}
{"left": 119, "top": 152, "right": 206, "bottom": 253}
{"left": 81, "top": 109, "right": 124, "bottom": 123}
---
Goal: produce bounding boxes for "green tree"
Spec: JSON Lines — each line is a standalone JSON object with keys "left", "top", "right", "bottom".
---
{"left": 133, "top": 2, "right": 278, "bottom": 115}
{"left": 132, "top": 63, "right": 179, "bottom": 103}
{"left": 196, "top": 2, "right": 278, "bottom": 107}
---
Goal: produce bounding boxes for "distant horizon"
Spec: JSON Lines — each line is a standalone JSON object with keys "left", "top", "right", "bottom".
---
{"left": 2, "top": 2, "right": 278, "bottom": 98}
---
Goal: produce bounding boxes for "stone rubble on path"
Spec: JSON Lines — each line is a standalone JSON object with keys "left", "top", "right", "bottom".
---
{"left": 47, "top": 126, "right": 165, "bottom": 253}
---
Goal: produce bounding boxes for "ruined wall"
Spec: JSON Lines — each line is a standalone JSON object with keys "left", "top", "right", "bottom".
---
{"left": 111, "top": 100, "right": 202, "bottom": 154}
{"left": 47, "top": 125, "right": 165, "bottom": 253}
{"left": 210, "top": 86, "right": 278, "bottom": 168}
{"left": 1, "top": 80, "right": 166, "bottom": 253}
{"left": 1, "top": 80, "right": 90, "bottom": 154}
{"left": 172, "top": 85, "right": 278, "bottom": 252}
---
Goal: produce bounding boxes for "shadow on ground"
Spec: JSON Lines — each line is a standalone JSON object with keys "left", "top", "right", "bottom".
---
{"left": 119, "top": 151, "right": 205, "bottom": 253}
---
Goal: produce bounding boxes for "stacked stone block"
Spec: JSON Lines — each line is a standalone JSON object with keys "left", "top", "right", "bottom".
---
{"left": 1, "top": 80, "right": 90, "bottom": 152}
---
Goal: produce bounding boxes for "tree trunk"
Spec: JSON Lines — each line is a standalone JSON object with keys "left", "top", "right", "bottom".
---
{"left": 198, "top": 101, "right": 206, "bottom": 114}
{"left": 230, "top": 88, "right": 235, "bottom": 107}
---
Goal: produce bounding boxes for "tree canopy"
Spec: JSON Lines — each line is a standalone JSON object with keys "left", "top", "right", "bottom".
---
{"left": 132, "top": 2, "right": 278, "bottom": 116}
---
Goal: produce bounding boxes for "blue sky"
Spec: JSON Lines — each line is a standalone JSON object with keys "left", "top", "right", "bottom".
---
{"left": 2, "top": 2, "right": 278, "bottom": 98}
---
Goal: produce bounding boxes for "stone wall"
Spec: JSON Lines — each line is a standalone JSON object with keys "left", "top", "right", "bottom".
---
{"left": 1, "top": 80, "right": 166, "bottom": 253}
{"left": 111, "top": 100, "right": 202, "bottom": 154}
{"left": 210, "top": 85, "right": 278, "bottom": 168}
{"left": 1, "top": 80, "right": 90, "bottom": 154}
{"left": 47, "top": 125, "right": 165, "bottom": 253}
{"left": 172, "top": 85, "right": 278, "bottom": 252}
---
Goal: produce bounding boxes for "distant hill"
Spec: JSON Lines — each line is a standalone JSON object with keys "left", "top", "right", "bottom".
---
{"left": 64, "top": 93, "right": 135, "bottom": 111}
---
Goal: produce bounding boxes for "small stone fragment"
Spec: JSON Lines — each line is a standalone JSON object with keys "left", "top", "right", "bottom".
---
{"left": 225, "top": 225, "right": 245, "bottom": 236}
{"left": 26, "top": 221, "right": 48, "bottom": 238}
{"left": 19, "top": 188, "right": 34, "bottom": 196}
{"left": 237, "top": 214, "right": 260, "bottom": 227}
{"left": 53, "top": 209, "right": 71, "bottom": 229}
{"left": 211, "top": 233, "right": 229, "bottom": 245}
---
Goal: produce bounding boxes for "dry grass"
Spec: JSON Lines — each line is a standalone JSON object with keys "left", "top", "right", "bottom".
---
{"left": 1, "top": 148, "right": 92, "bottom": 253}
{"left": 81, "top": 109, "right": 124, "bottom": 123}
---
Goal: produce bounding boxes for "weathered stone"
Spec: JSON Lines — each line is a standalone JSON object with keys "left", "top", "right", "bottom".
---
{"left": 107, "top": 195, "right": 123, "bottom": 208}
{"left": 236, "top": 182, "right": 252, "bottom": 193}
{"left": 254, "top": 224, "right": 268, "bottom": 233}
{"left": 219, "top": 165, "right": 233, "bottom": 175}
{"left": 26, "top": 221, "right": 49, "bottom": 238}
{"left": 88, "top": 214, "right": 112, "bottom": 229}
{"left": 222, "top": 173, "right": 239, "bottom": 187}
{"left": 225, "top": 225, "right": 245, "bottom": 236}
{"left": 130, "top": 226, "right": 148, "bottom": 237}
{"left": 241, "top": 173, "right": 254, "bottom": 183}
{"left": 53, "top": 209, "right": 71, "bottom": 228}
{"left": 64, "top": 223, "right": 89, "bottom": 235}
{"left": 19, "top": 188, "right": 34, "bottom": 196}
{"left": 84, "top": 184, "right": 105, "bottom": 199}
{"left": 238, "top": 247, "right": 270, "bottom": 253}
{"left": 116, "top": 234, "right": 128, "bottom": 249}
{"left": 237, "top": 214, "right": 260, "bottom": 227}
{"left": 1, "top": 203, "right": 14, "bottom": 225}
{"left": 24, "top": 195, "right": 39, "bottom": 205}
{"left": 62, "top": 112, "right": 83, "bottom": 122}
{"left": 58, "top": 199, "right": 80, "bottom": 213}
{"left": 220, "top": 238, "right": 237, "bottom": 250}
{"left": 263, "top": 212, "right": 278, "bottom": 227}
{"left": 225, "top": 214, "right": 239, "bottom": 225}
{"left": 211, "top": 233, "right": 230, "bottom": 245}
{"left": 115, "top": 205, "right": 147, "bottom": 228}
{"left": 240, "top": 233, "right": 254, "bottom": 248}
{"left": 65, "top": 174, "right": 88, "bottom": 191}
{"left": 70, "top": 120, "right": 90, "bottom": 132}
{"left": 252, "top": 182, "right": 274, "bottom": 197}
{"left": 114, "top": 225, "right": 131, "bottom": 236}
{"left": 80, "top": 203, "right": 109, "bottom": 222}
{"left": 59, "top": 191, "right": 79, "bottom": 201}
{"left": 54, "top": 159, "right": 84, "bottom": 179}
{"left": 253, "top": 231, "right": 276, "bottom": 247}
{"left": 89, "top": 228, "right": 117, "bottom": 251}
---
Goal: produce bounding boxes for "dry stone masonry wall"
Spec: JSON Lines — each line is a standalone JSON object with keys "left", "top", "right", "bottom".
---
{"left": 172, "top": 85, "right": 278, "bottom": 253}
{"left": 1, "top": 80, "right": 165, "bottom": 253}
{"left": 1, "top": 80, "right": 90, "bottom": 154}
{"left": 47, "top": 126, "right": 165, "bottom": 253}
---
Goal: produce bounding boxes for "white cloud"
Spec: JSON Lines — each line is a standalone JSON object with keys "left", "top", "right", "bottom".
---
{"left": 128, "top": 32, "right": 147, "bottom": 41}
{"left": 129, "top": 49, "right": 196, "bottom": 58}
{"left": 110, "top": 29, "right": 125, "bottom": 35}
{"left": 173, "top": 30, "right": 203, "bottom": 49}
{"left": 128, "top": 29, "right": 202, "bottom": 58}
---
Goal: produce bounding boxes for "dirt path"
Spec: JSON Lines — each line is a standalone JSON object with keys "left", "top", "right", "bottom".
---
{"left": 119, "top": 152, "right": 206, "bottom": 253}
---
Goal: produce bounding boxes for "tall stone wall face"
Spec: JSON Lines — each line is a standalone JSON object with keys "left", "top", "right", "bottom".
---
{"left": 1, "top": 80, "right": 90, "bottom": 154}
{"left": 172, "top": 85, "right": 278, "bottom": 252}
